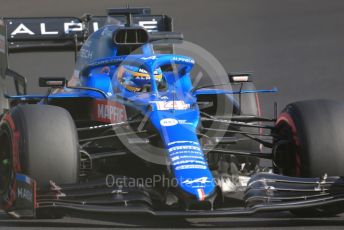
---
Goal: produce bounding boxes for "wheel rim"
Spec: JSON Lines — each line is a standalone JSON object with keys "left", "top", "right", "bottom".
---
{"left": 274, "top": 113, "right": 301, "bottom": 177}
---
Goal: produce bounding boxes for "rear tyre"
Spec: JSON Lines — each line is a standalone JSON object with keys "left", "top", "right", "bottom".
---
{"left": 233, "top": 82, "right": 261, "bottom": 170}
{"left": 197, "top": 82, "right": 261, "bottom": 172}
{"left": 274, "top": 99, "right": 344, "bottom": 216}
{"left": 0, "top": 82, "right": 8, "bottom": 115}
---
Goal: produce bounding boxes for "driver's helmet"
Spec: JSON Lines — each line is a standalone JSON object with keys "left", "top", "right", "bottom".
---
{"left": 116, "top": 65, "right": 163, "bottom": 92}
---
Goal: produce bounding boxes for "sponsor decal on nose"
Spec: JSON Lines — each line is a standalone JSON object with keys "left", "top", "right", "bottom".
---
{"left": 160, "top": 118, "right": 178, "bottom": 126}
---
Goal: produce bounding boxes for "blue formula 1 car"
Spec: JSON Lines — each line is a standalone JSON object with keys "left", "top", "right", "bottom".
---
{"left": 0, "top": 8, "right": 344, "bottom": 219}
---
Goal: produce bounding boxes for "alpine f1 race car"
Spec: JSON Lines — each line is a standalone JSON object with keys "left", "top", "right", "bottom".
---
{"left": 0, "top": 7, "right": 343, "bottom": 219}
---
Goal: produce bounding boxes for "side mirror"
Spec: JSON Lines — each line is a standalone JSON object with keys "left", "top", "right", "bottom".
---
{"left": 228, "top": 72, "right": 252, "bottom": 83}
{"left": 39, "top": 77, "right": 67, "bottom": 88}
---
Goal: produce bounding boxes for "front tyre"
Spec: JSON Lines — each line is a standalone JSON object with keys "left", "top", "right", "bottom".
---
{"left": 0, "top": 105, "right": 79, "bottom": 218}
{"left": 274, "top": 99, "right": 344, "bottom": 216}
{"left": 10, "top": 104, "right": 79, "bottom": 186}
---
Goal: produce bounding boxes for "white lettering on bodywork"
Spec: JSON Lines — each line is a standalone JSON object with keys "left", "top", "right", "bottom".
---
{"left": 40, "top": 23, "right": 58, "bottom": 35}
{"left": 11, "top": 23, "right": 34, "bottom": 36}
{"left": 139, "top": 19, "right": 158, "bottom": 32}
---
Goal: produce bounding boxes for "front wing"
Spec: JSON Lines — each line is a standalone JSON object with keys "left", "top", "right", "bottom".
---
{"left": 6, "top": 173, "right": 344, "bottom": 218}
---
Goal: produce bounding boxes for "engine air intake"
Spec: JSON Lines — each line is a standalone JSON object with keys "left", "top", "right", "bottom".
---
{"left": 113, "top": 28, "right": 149, "bottom": 45}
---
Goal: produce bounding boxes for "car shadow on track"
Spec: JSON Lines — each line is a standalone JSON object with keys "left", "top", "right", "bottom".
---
{"left": 0, "top": 212, "right": 344, "bottom": 228}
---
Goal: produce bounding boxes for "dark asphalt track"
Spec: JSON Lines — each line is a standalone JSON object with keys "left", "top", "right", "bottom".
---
{"left": 1, "top": 0, "right": 344, "bottom": 229}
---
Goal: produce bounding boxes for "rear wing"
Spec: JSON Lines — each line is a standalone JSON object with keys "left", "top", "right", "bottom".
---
{"left": 3, "top": 14, "right": 173, "bottom": 53}
{"left": 0, "top": 8, "right": 175, "bottom": 98}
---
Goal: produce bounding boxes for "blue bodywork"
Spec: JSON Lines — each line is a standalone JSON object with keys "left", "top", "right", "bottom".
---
{"left": 7, "top": 22, "right": 277, "bottom": 201}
